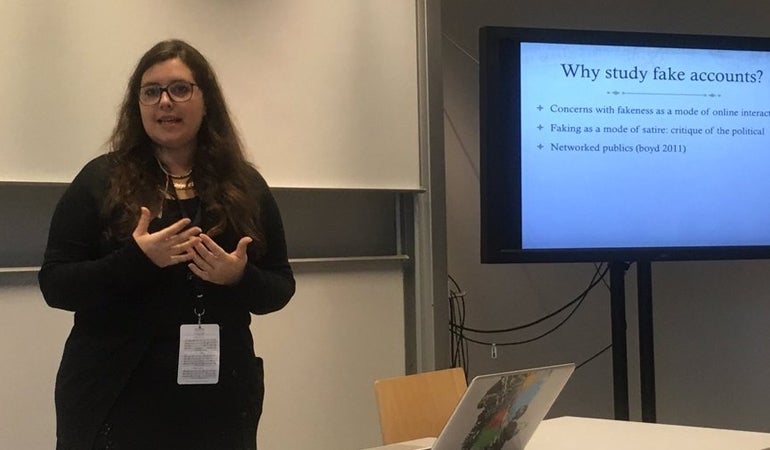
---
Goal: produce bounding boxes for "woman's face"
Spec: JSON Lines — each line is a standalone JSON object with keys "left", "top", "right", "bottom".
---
{"left": 139, "top": 57, "right": 205, "bottom": 154}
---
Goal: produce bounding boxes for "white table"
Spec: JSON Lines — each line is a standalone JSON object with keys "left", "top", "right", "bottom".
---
{"left": 363, "top": 416, "right": 770, "bottom": 450}
{"left": 527, "top": 416, "right": 770, "bottom": 449}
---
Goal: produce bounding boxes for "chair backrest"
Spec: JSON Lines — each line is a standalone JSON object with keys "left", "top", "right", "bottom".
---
{"left": 373, "top": 367, "right": 467, "bottom": 445}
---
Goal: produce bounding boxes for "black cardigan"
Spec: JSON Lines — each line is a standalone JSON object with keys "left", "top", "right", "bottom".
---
{"left": 38, "top": 155, "right": 295, "bottom": 449}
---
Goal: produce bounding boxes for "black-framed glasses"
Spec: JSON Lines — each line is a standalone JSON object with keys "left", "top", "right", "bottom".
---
{"left": 138, "top": 81, "right": 198, "bottom": 105}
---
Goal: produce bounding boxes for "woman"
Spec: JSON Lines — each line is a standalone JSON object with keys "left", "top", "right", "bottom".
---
{"left": 38, "top": 39, "right": 295, "bottom": 450}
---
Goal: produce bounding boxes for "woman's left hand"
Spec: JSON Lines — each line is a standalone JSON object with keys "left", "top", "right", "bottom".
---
{"left": 188, "top": 234, "right": 252, "bottom": 285}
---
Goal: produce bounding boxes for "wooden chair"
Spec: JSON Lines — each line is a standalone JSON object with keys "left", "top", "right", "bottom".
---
{"left": 373, "top": 367, "right": 467, "bottom": 445}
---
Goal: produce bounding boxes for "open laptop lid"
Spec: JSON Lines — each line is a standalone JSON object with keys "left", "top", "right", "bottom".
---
{"left": 432, "top": 363, "right": 575, "bottom": 450}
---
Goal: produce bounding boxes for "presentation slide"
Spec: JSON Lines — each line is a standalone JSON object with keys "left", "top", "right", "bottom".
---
{"left": 518, "top": 41, "right": 770, "bottom": 250}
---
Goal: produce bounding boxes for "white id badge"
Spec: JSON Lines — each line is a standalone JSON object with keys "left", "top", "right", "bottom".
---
{"left": 178, "top": 324, "right": 220, "bottom": 385}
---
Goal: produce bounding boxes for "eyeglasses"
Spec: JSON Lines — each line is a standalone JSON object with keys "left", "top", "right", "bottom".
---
{"left": 138, "top": 81, "right": 198, "bottom": 105}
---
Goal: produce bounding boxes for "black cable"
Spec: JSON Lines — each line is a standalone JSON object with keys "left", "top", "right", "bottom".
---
{"left": 448, "top": 265, "right": 609, "bottom": 375}
{"left": 449, "top": 288, "right": 588, "bottom": 347}
{"left": 448, "top": 275, "right": 469, "bottom": 377}
{"left": 576, "top": 343, "right": 613, "bottom": 370}
{"left": 451, "top": 263, "right": 608, "bottom": 335}
{"left": 459, "top": 292, "right": 468, "bottom": 376}
{"left": 595, "top": 262, "right": 612, "bottom": 291}
{"left": 449, "top": 291, "right": 462, "bottom": 367}
{"left": 449, "top": 287, "right": 456, "bottom": 363}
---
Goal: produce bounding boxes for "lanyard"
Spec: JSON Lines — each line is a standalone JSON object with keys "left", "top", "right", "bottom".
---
{"left": 191, "top": 272, "right": 206, "bottom": 327}
{"left": 163, "top": 177, "right": 206, "bottom": 325}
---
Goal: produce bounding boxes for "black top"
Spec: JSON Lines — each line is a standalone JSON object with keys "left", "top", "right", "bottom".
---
{"left": 38, "top": 155, "right": 295, "bottom": 450}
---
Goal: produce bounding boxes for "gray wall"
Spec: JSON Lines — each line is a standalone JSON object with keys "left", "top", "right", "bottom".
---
{"left": 442, "top": 0, "right": 770, "bottom": 432}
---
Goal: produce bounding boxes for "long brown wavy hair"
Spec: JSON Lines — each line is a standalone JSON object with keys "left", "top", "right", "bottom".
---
{"left": 102, "top": 39, "right": 264, "bottom": 250}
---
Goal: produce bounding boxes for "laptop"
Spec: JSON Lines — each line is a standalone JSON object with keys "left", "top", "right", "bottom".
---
{"left": 383, "top": 363, "right": 575, "bottom": 450}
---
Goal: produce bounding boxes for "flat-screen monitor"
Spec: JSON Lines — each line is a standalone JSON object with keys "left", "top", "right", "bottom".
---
{"left": 479, "top": 27, "right": 770, "bottom": 263}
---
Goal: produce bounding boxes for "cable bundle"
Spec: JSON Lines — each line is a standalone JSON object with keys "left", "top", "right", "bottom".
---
{"left": 448, "top": 264, "right": 615, "bottom": 373}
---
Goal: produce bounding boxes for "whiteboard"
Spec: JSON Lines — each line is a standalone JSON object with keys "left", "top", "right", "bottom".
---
{"left": 0, "top": 1, "right": 420, "bottom": 189}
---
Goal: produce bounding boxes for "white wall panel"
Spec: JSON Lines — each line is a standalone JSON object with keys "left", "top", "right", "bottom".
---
{"left": 0, "top": 264, "right": 406, "bottom": 450}
{"left": 0, "top": 1, "right": 419, "bottom": 189}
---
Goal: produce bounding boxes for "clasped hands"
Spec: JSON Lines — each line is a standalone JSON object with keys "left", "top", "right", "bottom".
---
{"left": 132, "top": 207, "right": 251, "bottom": 286}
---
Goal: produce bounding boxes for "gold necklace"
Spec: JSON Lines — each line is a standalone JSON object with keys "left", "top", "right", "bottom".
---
{"left": 157, "top": 176, "right": 195, "bottom": 219}
{"left": 173, "top": 181, "right": 195, "bottom": 190}
{"left": 155, "top": 156, "right": 192, "bottom": 179}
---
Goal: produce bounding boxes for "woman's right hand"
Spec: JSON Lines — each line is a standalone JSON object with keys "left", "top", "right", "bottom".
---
{"left": 132, "top": 207, "right": 202, "bottom": 267}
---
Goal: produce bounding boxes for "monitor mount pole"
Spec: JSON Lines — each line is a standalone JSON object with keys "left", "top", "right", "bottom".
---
{"left": 637, "top": 260, "right": 657, "bottom": 423}
{"left": 609, "top": 260, "right": 657, "bottom": 422}
{"left": 609, "top": 261, "right": 630, "bottom": 420}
